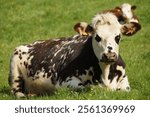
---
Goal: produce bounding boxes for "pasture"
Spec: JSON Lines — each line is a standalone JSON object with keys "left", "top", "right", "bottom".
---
{"left": 0, "top": 0, "right": 150, "bottom": 99}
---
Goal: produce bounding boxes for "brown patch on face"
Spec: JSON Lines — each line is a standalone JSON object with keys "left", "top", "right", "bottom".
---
{"left": 102, "top": 7, "right": 127, "bottom": 24}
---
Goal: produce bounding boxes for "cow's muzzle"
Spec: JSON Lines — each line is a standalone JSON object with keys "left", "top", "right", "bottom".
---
{"left": 100, "top": 52, "right": 117, "bottom": 63}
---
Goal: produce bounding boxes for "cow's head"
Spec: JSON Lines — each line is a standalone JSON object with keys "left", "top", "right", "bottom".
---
{"left": 120, "top": 3, "right": 141, "bottom": 36}
{"left": 91, "top": 13, "right": 125, "bottom": 64}
{"left": 74, "top": 3, "right": 141, "bottom": 36}
{"left": 121, "top": 3, "right": 137, "bottom": 21}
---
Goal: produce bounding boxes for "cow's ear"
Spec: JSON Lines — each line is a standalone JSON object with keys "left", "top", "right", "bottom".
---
{"left": 74, "top": 22, "right": 93, "bottom": 36}
{"left": 131, "top": 5, "right": 136, "bottom": 10}
{"left": 121, "top": 22, "right": 141, "bottom": 36}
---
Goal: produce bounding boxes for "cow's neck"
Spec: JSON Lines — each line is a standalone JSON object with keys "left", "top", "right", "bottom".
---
{"left": 99, "top": 62, "right": 111, "bottom": 87}
{"left": 91, "top": 36, "right": 111, "bottom": 86}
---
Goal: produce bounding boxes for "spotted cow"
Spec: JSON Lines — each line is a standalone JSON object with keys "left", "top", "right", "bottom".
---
{"left": 74, "top": 3, "right": 141, "bottom": 36}
{"left": 9, "top": 13, "right": 131, "bottom": 98}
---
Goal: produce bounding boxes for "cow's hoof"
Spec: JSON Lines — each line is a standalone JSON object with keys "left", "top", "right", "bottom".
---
{"left": 15, "top": 92, "right": 26, "bottom": 98}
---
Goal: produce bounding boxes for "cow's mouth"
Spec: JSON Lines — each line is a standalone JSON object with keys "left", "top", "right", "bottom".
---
{"left": 100, "top": 52, "right": 117, "bottom": 64}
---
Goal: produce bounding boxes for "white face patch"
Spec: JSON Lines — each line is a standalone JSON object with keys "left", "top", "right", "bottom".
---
{"left": 121, "top": 3, "right": 133, "bottom": 20}
{"left": 92, "top": 13, "right": 122, "bottom": 61}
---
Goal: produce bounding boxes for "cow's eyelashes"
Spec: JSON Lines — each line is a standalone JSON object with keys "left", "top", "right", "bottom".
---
{"left": 95, "top": 35, "right": 101, "bottom": 42}
{"left": 115, "top": 35, "right": 121, "bottom": 44}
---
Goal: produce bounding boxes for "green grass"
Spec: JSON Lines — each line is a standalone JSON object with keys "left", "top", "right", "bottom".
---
{"left": 0, "top": 0, "right": 150, "bottom": 100}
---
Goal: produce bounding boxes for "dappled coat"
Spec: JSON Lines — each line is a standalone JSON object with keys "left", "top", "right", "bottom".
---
{"left": 9, "top": 13, "right": 130, "bottom": 98}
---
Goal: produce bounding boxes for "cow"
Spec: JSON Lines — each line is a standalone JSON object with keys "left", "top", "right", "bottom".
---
{"left": 74, "top": 3, "right": 141, "bottom": 36}
{"left": 9, "top": 13, "right": 131, "bottom": 98}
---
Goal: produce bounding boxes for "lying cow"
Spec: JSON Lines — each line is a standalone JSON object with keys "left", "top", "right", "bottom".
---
{"left": 74, "top": 3, "right": 141, "bottom": 36}
{"left": 9, "top": 13, "right": 131, "bottom": 98}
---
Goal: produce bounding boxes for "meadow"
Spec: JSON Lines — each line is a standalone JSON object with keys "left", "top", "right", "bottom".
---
{"left": 0, "top": 0, "right": 150, "bottom": 100}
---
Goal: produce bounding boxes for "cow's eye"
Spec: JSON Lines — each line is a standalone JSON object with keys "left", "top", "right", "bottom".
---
{"left": 115, "top": 35, "right": 121, "bottom": 44}
{"left": 95, "top": 35, "right": 101, "bottom": 42}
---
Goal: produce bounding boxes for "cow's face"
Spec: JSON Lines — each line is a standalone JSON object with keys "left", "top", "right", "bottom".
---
{"left": 92, "top": 13, "right": 122, "bottom": 63}
{"left": 121, "top": 3, "right": 136, "bottom": 20}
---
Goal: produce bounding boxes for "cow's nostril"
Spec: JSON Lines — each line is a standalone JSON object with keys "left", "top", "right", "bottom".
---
{"left": 117, "top": 88, "right": 121, "bottom": 91}
{"left": 108, "top": 46, "right": 112, "bottom": 50}
{"left": 126, "top": 86, "right": 130, "bottom": 90}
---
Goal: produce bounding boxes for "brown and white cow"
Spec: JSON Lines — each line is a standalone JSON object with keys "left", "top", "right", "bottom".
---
{"left": 9, "top": 13, "right": 131, "bottom": 98}
{"left": 74, "top": 3, "right": 141, "bottom": 36}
